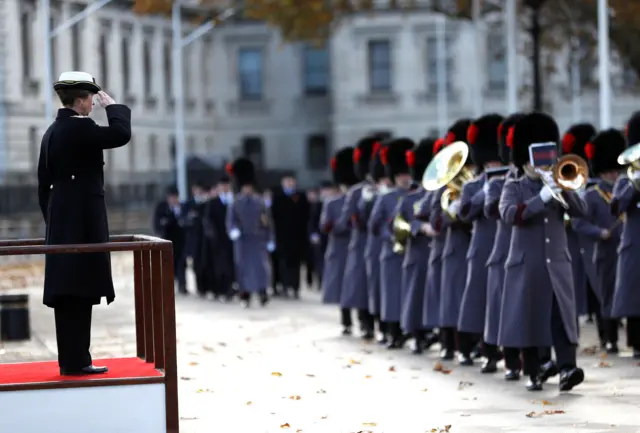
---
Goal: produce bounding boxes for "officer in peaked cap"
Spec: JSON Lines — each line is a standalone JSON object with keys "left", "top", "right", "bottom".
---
{"left": 37, "top": 71, "right": 131, "bottom": 375}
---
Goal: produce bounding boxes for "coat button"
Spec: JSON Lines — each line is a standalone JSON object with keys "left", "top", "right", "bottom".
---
{"left": 546, "top": 258, "right": 551, "bottom": 263}
{"left": 544, "top": 218, "right": 548, "bottom": 223}
{"left": 546, "top": 238, "right": 550, "bottom": 243}
{"left": 71, "top": 175, "right": 75, "bottom": 180}
{"left": 580, "top": 248, "right": 585, "bottom": 254}
{"left": 49, "top": 185, "right": 53, "bottom": 190}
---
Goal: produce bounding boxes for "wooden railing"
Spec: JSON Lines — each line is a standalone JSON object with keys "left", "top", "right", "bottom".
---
{"left": 0, "top": 235, "right": 179, "bottom": 433}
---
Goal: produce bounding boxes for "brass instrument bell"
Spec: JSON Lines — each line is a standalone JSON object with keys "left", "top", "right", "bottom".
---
{"left": 617, "top": 142, "right": 640, "bottom": 190}
{"left": 537, "top": 154, "right": 589, "bottom": 209}
{"left": 392, "top": 215, "right": 412, "bottom": 254}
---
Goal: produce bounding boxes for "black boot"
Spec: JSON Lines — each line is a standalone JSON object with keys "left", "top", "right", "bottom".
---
{"left": 504, "top": 369, "right": 521, "bottom": 381}
{"left": 386, "top": 323, "right": 405, "bottom": 349}
{"left": 480, "top": 359, "right": 498, "bottom": 373}
{"left": 559, "top": 367, "right": 584, "bottom": 391}
{"left": 259, "top": 291, "right": 269, "bottom": 307}
{"left": 412, "top": 331, "right": 425, "bottom": 355}
{"left": 526, "top": 375, "right": 543, "bottom": 391}
{"left": 539, "top": 360, "right": 559, "bottom": 383}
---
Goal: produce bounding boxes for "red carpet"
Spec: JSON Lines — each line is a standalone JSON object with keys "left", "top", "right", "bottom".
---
{"left": 0, "top": 357, "right": 163, "bottom": 386}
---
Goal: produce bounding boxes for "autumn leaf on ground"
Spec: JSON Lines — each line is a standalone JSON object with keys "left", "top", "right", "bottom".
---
{"left": 599, "top": 352, "right": 608, "bottom": 359}
{"left": 544, "top": 410, "right": 565, "bottom": 415}
{"left": 189, "top": 362, "right": 198, "bottom": 366}
{"left": 272, "top": 372, "right": 283, "bottom": 377}
{"left": 433, "top": 362, "right": 452, "bottom": 374}
{"left": 422, "top": 388, "right": 429, "bottom": 392}
{"left": 306, "top": 374, "right": 316, "bottom": 377}
{"left": 246, "top": 401, "right": 253, "bottom": 406}
{"left": 388, "top": 366, "right": 396, "bottom": 372}
{"left": 349, "top": 358, "right": 361, "bottom": 365}
{"left": 458, "top": 381, "right": 473, "bottom": 390}
{"left": 321, "top": 415, "right": 328, "bottom": 419}
{"left": 541, "top": 400, "right": 553, "bottom": 405}
{"left": 202, "top": 345, "right": 215, "bottom": 352}
{"left": 296, "top": 430, "right": 302, "bottom": 432}
{"left": 288, "top": 395, "right": 301, "bottom": 400}
{"left": 317, "top": 389, "right": 327, "bottom": 394}
{"left": 237, "top": 356, "right": 243, "bottom": 360}
{"left": 581, "top": 345, "right": 597, "bottom": 355}
{"left": 526, "top": 411, "right": 542, "bottom": 418}
{"left": 280, "top": 423, "right": 290, "bottom": 429}
{"left": 362, "top": 422, "right": 377, "bottom": 426}
{"left": 365, "top": 375, "right": 373, "bottom": 379}
{"left": 180, "top": 376, "right": 194, "bottom": 381}
{"left": 196, "top": 388, "right": 213, "bottom": 393}
{"left": 598, "top": 361, "right": 612, "bottom": 368}
{"left": 218, "top": 342, "right": 227, "bottom": 347}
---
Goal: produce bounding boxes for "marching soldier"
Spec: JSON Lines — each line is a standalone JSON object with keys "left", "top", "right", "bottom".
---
{"left": 225, "top": 158, "right": 275, "bottom": 308}
{"left": 498, "top": 112, "right": 585, "bottom": 392}
{"left": 561, "top": 124, "right": 597, "bottom": 320}
{"left": 362, "top": 142, "right": 391, "bottom": 342}
{"left": 336, "top": 137, "right": 378, "bottom": 339}
{"left": 438, "top": 119, "right": 473, "bottom": 360}
{"left": 456, "top": 114, "right": 504, "bottom": 368}
{"left": 369, "top": 138, "right": 416, "bottom": 349}
{"left": 153, "top": 186, "right": 187, "bottom": 294}
{"left": 321, "top": 148, "right": 359, "bottom": 334}
{"left": 182, "top": 181, "right": 208, "bottom": 296}
{"left": 611, "top": 111, "right": 640, "bottom": 359}
{"left": 573, "top": 129, "right": 626, "bottom": 354}
{"left": 398, "top": 138, "right": 436, "bottom": 353}
{"left": 38, "top": 72, "right": 131, "bottom": 375}
{"left": 483, "top": 113, "right": 524, "bottom": 380}
{"left": 271, "top": 175, "right": 309, "bottom": 299}
{"left": 309, "top": 181, "right": 333, "bottom": 290}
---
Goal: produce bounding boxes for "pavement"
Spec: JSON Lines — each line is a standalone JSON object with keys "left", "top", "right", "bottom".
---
{"left": 2, "top": 253, "right": 640, "bottom": 433}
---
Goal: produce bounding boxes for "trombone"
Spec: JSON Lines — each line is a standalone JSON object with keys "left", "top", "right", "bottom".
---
{"left": 421, "top": 141, "right": 475, "bottom": 219}
{"left": 536, "top": 154, "right": 589, "bottom": 209}
{"left": 617, "top": 142, "right": 640, "bottom": 190}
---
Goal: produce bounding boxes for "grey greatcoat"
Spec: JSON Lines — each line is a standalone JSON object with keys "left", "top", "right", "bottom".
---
{"left": 320, "top": 195, "right": 350, "bottom": 304}
{"left": 457, "top": 174, "right": 497, "bottom": 335}
{"left": 567, "top": 224, "right": 588, "bottom": 316}
{"left": 610, "top": 176, "right": 640, "bottom": 318}
{"left": 226, "top": 193, "right": 274, "bottom": 293}
{"left": 497, "top": 176, "right": 585, "bottom": 347}
{"left": 39, "top": 106, "right": 132, "bottom": 308}
{"left": 423, "top": 189, "right": 446, "bottom": 328}
{"left": 337, "top": 182, "right": 369, "bottom": 310}
{"left": 361, "top": 193, "right": 383, "bottom": 316}
{"left": 572, "top": 181, "right": 622, "bottom": 318}
{"left": 439, "top": 194, "right": 472, "bottom": 328}
{"left": 578, "top": 235, "right": 598, "bottom": 305}
{"left": 398, "top": 189, "right": 430, "bottom": 333}
{"left": 482, "top": 175, "right": 512, "bottom": 345}
{"left": 370, "top": 188, "right": 408, "bottom": 323}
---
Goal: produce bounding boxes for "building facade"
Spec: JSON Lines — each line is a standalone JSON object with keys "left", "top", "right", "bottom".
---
{"left": 2, "top": 2, "right": 639, "bottom": 190}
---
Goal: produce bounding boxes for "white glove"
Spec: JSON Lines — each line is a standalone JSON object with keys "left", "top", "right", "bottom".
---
{"left": 632, "top": 170, "right": 640, "bottom": 180}
{"left": 310, "top": 233, "right": 320, "bottom": 244}
{"left": 539, "top": 185, "right": 561, "bottom": 203}
{"left": 482, "top": 181, "right": 490, "bottom": 195}
{"left": 448, "top": 199, "right": 461, "bottom": 216}
{"left": 229, "top": 228, "right": 241, "bottom": 241}
{"left": 267, "top": 241, "right": 275, "bottom": 252}
{"left": 96, "top": 91, "right": 115, "bottom": 107}
{"left": 362, "top": 187, "right": 374, "bottom": 202}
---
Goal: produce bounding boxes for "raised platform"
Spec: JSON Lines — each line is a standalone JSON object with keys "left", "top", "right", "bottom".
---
{"left": 0, "top": 358, "right": 168, "bottom": 432}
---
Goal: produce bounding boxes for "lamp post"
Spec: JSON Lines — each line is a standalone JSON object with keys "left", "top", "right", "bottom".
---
{"left": 524, "top": 0, "right": 547, "bottom": 111}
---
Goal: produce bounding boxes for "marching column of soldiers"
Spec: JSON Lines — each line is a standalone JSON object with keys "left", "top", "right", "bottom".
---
{"left": 321, "top": 110, "right": 640, "bottom": 394}
{"left": 152, "top": 109, "right": 640, "bottom": 394}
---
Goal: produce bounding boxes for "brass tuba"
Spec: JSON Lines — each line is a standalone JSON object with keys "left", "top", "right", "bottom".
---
{"left": 538, "top": 154, "right": 589, "bottom": 209}
{"left": 617, "top": 142, "right": 640, "bottom": 190}
{"left": 392, "top": 215, "right": 412, "bottom": 254}
{"left": 421, "top": 141, "right": 475, "bottom": 218}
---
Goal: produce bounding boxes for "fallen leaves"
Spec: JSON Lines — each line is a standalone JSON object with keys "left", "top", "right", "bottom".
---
{"left": 188, "top": 361, "right": 198, "bottom": 366}
{"left": 271, "top": 372, "right": 283, "bottom": 377}
{"left": 362, "top": 422, "right": 377, "bottom": 427}
{"left": 246, "top": 401, "right": 253, "bottom": 406}
{"left": 305, "top": 374, "right": 315, "bottom": 377}
{"left": 429, "top": 426, "right": 452, "bottom": 432}
{"left": 365, "top": 375, "right": 373, "bottom": 379}
{"left": 202, "top": 345, "right": 215, "bottom": 352}
{"left": 433, "top": 362, "right": 452, "bottom": 374}
{"left": 349, "top": 359, "right": 361, "bottom": 365}
{"left": 598, "top": 361, "right": 612, "bottom": 368}
{"left": 280, "top": 423, "right": 290, "bottom": 428}
{"left": 316, "top": 389, "right": 327, "bottom": 394}
{"left": 288, "top": 395, "right": 302, "bottom": 400}
{"left": 526, "top": 410, "right": 566, "bottom": 418}
{"left": 457, "top": 381, "right": 473, "bottom": 390}
{"left": 581, "top": 345, "right": 597, "bottom": 355}
{"left": 196, "top": 388, "right": 213, "bottom": 393}
{"left": 179, "top": 376, "right": 194, "bottom": 381}
{"left": 388, "top": 366, "right": 396, "bottom": 372}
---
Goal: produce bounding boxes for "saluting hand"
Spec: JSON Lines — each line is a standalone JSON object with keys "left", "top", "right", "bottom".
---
{"left": 96, "top": 91, "right": 115, "bottom": 108}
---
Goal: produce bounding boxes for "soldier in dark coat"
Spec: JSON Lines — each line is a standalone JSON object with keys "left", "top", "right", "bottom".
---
{"left": 321, "top": 148, "right": 359, "bottom": 334}
{"left": 456, "top": 114, "right": 504, "bottom": 368}
{"left": 611, "top": 111, "right": 640, "bottom": 359}
{"left": 369, "top": 138, "right": 416, "bottom": 349}
{"left": 202, "top": 175, "right": 235, "bottom": 301}
{"left": 309, "top": 181, "right": 332, "bottom": 290}
{"left": 561, "top": 124, "right": 597, "bottom": 319}
{"left": 182, "top": 181, "right": 209, "bottom": 297}
{"left": 362, "top": 142, "right": 392, "bottom": 343}
{"left": 271, "top": 175, "right": 309, "bottom": 299}
{"left": 153, "top": 186, "right": 186, "bottom": 293}
{"left": 573, "top": 129, "right": 626, "bottom": 354}
{"left": 498, "top": 112, "right": 586, "bottom": 392}
{"left": 483, "top": 113, "right": 524, "bottom": 380}
{"left": 336, "top": 137, "right": 378, "bottom": 339}
{"left": 37, "top": 71, "right": 131, "bottom": 375}
{"left": 438, "top": 119, "right": 474, "bottom": 360}
{"left": 226, "top": 158, "right": 274, "bottom": 307}
{"left": 398, "top": 139, "right": 435, "bottom": 353}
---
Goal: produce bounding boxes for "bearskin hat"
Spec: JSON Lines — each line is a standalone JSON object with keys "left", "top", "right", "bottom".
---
{"left": 383, "top": 137, "right": 415, "bottom": 179}
{"left": 467, "top": 114, "right": 504, "bottom": 167}
{"left": 498, "top": 113, "right": 524, "bottom": 164}
{"left": 445, "top": 118, "right": 472, "bottom": 145}
{"left": 510, "top": 112, "right": 560, "bottom": 167}
{"left": 406, "top": 138, "right": 435, "bottom": 182}
{"left": 330, "top": 147, "right": 359, "bottom": 187}
{"left": 369, "top": 140, "right": 389, "bottom": 182}
{"left": 625, "top": 111, "right": 640, "bottom": 147}
{"left": 353, "top": 136, "right": 379, "bottom": 181}
{"left": 225, "top": 157, "right": 256, "bottom": 187}
{"left": 585, "top": 129, "right": 627, "bottom": 176}
{"left": 561, "top": 123, "right": 597, "bottom": 162}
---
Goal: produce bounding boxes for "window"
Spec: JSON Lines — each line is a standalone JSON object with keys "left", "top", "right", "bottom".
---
{"left": 307, "top": 135, "right": 329, "bottom": 170}
{"left": 487, "top": 30, "right": 506, "bottom": 91}
{"left": 128, "top": 135, "right": 135, "bottom": 172}
{"left": 20, "top": 5, "right": 33, "bottom": 79}
{"left": 149, "top": 135, "right": 158, "bottom": 167}
{"left": 426, "top": 34, "right": 454, "bottom": 93}
{"left": 202, "top": 38, "right": 211, "bottom": 84}
{"left": 573, "top": 37, "right": 596, "bottom": 88}
{"left": 242, "top": 137, "right": 264, "bottom": 168}
{"left": 238, "top": 48, "right": 263, "bottom": 100}
{"left": 121, "top": 31, "right": 131, "bottom": 94}
{"left": 71, "top": 23, "right": 82, "bottom": 70}
{"left": 99, "top": 26, "right": 109, "bottom": 89}
{"left": 303, "top": 45, "right": 329, "bottom": 95}
{"left": 170, "top": 135, "right": 176, "bottom": 163}
{"left": 368, "top": 40, "right": 392, "bottom": 92}
{"left": 143, "top": 30, "right": 153, "bottom": 95}
{"left": 29, "top": 126, "right": 38, "bottom": 170}
{"left": 164, "top": 39, "right": 172, "bottom": 99}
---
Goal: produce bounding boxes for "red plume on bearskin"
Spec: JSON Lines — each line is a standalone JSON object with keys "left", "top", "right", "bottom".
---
{"left": 371, "top": 141, "right": 381, "bottom": 160}
{"left": 506, "top": 126, "right": 515, "bottom": 148}
{"left": 433, "top": 138, "right": 445, "bottom": 154}
{"left": 406, "top": 150, "right": 416, "bottom": 167}
{"left": 584, "top": 142, "right": 595, "bottom": 160}
{"left": 445, "top": 131, "right": 455, "bottom": 145}
{"left": 330, "top": 156, "right": 337, "bottom": 171}
{"left": 497, "top": 122, "right": 504, "bottom": 142}
{"left": 467, "top": 123, "right": 479, "bottom": 145}
{"left": 225, "top": 162, "right": 233, "bottom": 175}
{"left": 380, "top": 146, "right": 389, "bottom": 165}
{"left": 353, "top": 148, "right": 362, "bottom": 163}
{"left": 562, "top": 133, "right": 576, "bottom": 154}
